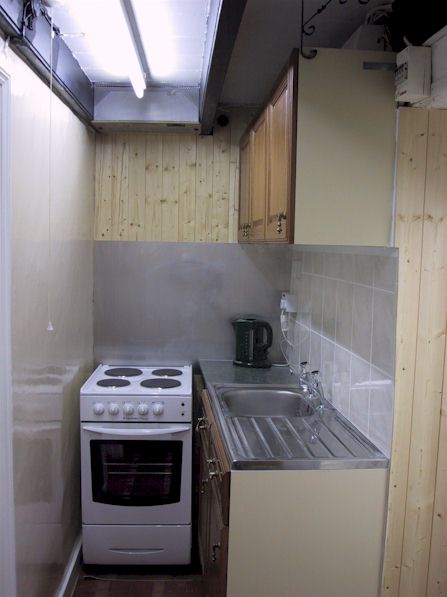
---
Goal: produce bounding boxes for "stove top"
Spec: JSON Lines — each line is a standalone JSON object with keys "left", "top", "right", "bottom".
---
{"left": 80, "top": 364, "right": 192, "bottom": 397}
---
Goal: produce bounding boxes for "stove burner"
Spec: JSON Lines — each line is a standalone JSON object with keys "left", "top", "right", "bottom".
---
{"left": 140, "top": 379, "right": 181, "bottom": 389}
{"left": 105, "top": 367, "right": 142, "bottom": 377}
{"left": 152, "top": 368, "right": 183, "bottom": 377}
{"left": 97, "top": 378, "right": 130, "bottom": 388}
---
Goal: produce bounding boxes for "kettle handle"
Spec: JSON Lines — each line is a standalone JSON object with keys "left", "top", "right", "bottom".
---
{"left": 257, "top": 321, "right": 273, "bottom": 349}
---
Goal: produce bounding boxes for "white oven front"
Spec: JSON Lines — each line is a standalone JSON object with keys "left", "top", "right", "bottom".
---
{"left": 81, "top": 422, "right": 192, "bottom": 525}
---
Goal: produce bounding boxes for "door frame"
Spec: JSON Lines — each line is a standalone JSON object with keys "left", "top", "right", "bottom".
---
{"left": 0, "top": 64, "right": 17, "bottom": 597}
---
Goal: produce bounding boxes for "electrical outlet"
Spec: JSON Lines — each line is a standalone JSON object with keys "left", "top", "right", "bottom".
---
{"left": 280, "top": 292, "right": 297, "bottom": 313}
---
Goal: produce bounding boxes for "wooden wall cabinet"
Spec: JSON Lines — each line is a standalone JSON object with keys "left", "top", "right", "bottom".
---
{"left": 238, "top": 48, "right": 396, "bottom": 246}
{"left": 238, "top": 56, "right": 297, "bottom": 243}
{"left": 294, "top": 48, "right": 396, "bottom": 246}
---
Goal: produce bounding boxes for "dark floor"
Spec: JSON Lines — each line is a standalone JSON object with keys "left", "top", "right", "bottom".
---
{"left": 73, "top": 566, "right": 205, "bottom": 597}
{"left": 73, "top": 577, "right": 204, "bottom": 597}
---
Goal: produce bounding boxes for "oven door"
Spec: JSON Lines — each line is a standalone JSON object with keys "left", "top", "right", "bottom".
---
{"left": 81, "top": 423, "right": 192, "bottom": 525}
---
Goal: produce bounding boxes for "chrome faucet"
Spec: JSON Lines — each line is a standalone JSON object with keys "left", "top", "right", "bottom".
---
{"left": 298, "top": 362, "right": 325, "bottom": 415}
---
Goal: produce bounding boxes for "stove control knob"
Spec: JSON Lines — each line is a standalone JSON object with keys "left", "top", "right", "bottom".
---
{"left": 123, "top": 402, "right": 134, "bottom": 416}
{"left": 93, "top": 402, "right": 105, "bottom": 416}
{"left": 152, "top": 402, "right": 164, "bottom": 416}
{"left": 137, "top": 403, "right": 149, "bottom": 416}
{"left": 108, "top": 402, "right": 120, "bottom": 416}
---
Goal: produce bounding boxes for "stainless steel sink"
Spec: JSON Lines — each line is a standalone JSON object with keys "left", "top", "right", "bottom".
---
{"left": 215, "top": 385, "right": 315, "bottom": 418}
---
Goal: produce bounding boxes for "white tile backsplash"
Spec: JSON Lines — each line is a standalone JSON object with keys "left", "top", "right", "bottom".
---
{"left": 288, "top": 248, "right": 397, "bottom": 456}
{"left": 352, "top": 285, "right": 373, "bottom": 362}
{"left": 335, "top": 280, "right": 354, "bottom": 350}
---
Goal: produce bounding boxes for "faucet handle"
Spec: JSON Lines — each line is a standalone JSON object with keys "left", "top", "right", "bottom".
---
{"left": 299, "top": 361, "right": 310, "bottom": 375}
{"left": 311, "top": 370, "right": 321, "bottom": 382}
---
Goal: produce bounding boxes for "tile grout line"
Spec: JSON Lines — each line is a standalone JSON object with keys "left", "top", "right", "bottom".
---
{"left": 290, "top": 318, "right": 393, "bottom": 381}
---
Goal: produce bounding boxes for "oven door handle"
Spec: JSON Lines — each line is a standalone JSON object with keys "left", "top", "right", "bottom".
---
{"left": 82, "top": 425, "right": 190, "bottom": 437}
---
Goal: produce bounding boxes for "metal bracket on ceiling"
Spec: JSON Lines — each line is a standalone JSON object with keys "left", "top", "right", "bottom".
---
{"left": 299, "top": 0, "right": 372, "bottom": 60}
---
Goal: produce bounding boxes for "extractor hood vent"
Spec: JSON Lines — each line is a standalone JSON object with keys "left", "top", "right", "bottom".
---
{"left": 93, "top": 120, "right": 201, "bottom": 134}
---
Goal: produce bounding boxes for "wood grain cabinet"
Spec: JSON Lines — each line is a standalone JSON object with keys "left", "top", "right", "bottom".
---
{"left": 197, "top": 390, "right": 230, "bottom": 597}
{"left": 238, "top": 48, "right": 396, "bottom": 246}
{"left": 238, "top": 55, "right": 297, "bottom": 243}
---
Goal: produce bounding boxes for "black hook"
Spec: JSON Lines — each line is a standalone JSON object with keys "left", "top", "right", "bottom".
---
{"left": 301, "top": 0, "right": 371, "bottom": 47}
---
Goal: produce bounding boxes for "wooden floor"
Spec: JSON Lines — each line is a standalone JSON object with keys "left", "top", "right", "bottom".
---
{"left": 73, "top": 576, "right": 204, "bottom": 597}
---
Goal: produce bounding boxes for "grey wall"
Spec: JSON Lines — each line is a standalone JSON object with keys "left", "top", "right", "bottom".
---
{"left": 94, "top": 242, "right": 291, "bottom": 366}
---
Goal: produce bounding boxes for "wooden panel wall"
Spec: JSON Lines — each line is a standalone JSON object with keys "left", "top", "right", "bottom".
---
{"left": 382, "top": 108, "right": 447, "bottom": 597}
{"left": 95, "top": 109, "right": 254, "bottom": 242}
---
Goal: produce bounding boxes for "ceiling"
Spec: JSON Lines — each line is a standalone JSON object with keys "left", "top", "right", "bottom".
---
{"left": 221, "top": 0, "right": 390, "bottom": 106}
{"left": 50, "top": 0, "right": 389, "bottom": 108}
{"left": 0, "top": 0, "right": 397, "bottom": 126}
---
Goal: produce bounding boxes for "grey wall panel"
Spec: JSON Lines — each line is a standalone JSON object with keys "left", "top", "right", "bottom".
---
{"left": 94, "top": 242, "right": 291, "bottom": 366}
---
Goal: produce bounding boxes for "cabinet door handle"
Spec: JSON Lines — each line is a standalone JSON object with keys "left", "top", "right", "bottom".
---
{"left": 196, "top": 417, "right": 208, "bottom": 431}
{"left": 200, "top": 478, "right": 209, "bottom": 494}
{"left": 276, "top": 212, "right": 287, "bottom": 234}
{"left": 212, "top": 542, "right": 221, "bottom": 562}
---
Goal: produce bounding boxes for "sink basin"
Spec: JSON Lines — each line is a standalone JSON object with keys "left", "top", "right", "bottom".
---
{"left": 216, "top": 386, "right": 314, "bottom": 418}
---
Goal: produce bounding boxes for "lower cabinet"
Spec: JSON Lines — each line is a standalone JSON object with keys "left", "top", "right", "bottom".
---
{"left": 197, "top": 389, "right": 230, "bottom": 597}
{"left": 196, "top": 387, "right": 389, "bottom": 597}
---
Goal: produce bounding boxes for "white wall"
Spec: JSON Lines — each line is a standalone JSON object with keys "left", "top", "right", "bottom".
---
{"left": 286, "top": 247, "right": 397, "bottom": 456}
{"left": 0, "top": 42, "right": 95, "bottom": 597}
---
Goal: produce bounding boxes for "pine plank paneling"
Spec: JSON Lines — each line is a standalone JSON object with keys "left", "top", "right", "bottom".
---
{"left": 195, "top": 134, "right": 214, "bottom": 242}
{"left": 383, "top": 108, "right": 447, "bottom": 597}
{"left": 145, "top": 135, "right": 163, "bottom": 241}
{"left": 427, "top": 344, "right": 447, "bottom": 596}
{"left": 399, "top": 109, "right": 447, "bottom": 597}
{"left": 179, "top": 135, "right": 197, "bottom": 241}
{"left": 110, "top": 133, "right": 129, "bottom": 240}
{"left": 128, "top": 133, "right": 145, "bottom": 240}
{"left": 382, "top": 108, "right": 429, "bottom": 596}
{"left": 212, "top": 124, "right": 231, "bottom": 242}
{"left": 161, "top": 134, "right": 180, "bottom": 241}
{"left": 94, "top": 135, "right": 113, "bottom": 240}
{"left": 95, "top": 109, "right": 252, "bottom": 243}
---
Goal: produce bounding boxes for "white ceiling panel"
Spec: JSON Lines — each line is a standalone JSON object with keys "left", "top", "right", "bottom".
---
{"left": 132, "top": 0, "right": 210, "bottom": 85}
{"left": 51, "top": 0, "right": 211, "bottom": 89}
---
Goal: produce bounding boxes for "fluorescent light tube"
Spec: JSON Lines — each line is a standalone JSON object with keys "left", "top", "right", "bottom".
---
{"left": 63, "top": 0, "right": 146, "bottom": 98}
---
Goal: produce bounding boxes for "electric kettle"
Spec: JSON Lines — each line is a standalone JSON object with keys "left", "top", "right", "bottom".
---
{"left": 232, "top": 318, "right": 273, "bottom": 368}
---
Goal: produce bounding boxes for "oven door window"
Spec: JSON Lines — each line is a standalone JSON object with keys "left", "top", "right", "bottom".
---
{"left": 90, "top": 440, "right": 182, "bottom": 506}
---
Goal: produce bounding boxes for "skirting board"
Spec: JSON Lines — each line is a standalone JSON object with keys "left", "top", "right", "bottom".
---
{"left": 54, "top": 535, "right": 82, "bottom": 597}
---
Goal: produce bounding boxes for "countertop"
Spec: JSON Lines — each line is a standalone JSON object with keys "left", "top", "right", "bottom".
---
{"left": 199, "top": 359, "right": 389, "bottom": 471}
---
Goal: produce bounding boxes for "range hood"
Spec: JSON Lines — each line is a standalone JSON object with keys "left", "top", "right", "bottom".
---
{"left": 0, "top": 0, "right": 246, "bottom": 134}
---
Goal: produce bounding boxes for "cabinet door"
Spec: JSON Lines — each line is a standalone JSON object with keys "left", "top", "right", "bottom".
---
{"left": 294, "top": 49, "right": 395, "bottom": 246}
{"left": 197, "top": 416, "right": 211, "bottom": 573}
{"left": 207, "top": 483, "right": 229, "bottom": 597}
{"left": 238, "top": 134, "right": 251, "bottom": 242}
{"left": 265, "top": 65, "right": 296, "bottom": 242}
{"left": 249, "top": 112, "right": 268, "bottom": 240}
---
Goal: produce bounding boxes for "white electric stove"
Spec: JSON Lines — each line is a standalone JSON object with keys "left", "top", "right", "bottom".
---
{"left": 80, "top": 364, "right": 193, "bottom": 566}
